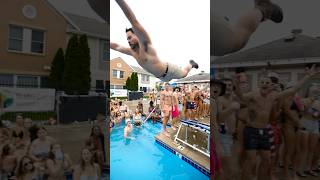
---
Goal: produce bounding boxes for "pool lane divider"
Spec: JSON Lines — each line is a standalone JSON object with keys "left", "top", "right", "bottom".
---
{"left": 155, "top": 138, "right": 210, "bottom": 177}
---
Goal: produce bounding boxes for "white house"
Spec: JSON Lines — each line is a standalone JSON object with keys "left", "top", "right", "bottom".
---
{"left": 62, "top": 12, "right": 108, "bottom": 92}
{"left": 211, "top": 30, "right": 320, "bottom": 95}
{"left": 130, "top": 66, "right": 159, "bottom": 92}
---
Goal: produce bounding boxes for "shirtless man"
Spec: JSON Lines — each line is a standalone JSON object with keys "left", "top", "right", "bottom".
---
{"left": 124, "top": 118, "right": 133, "bottom": 139}
{"left": 212, "top": 0, "right": 283, "bottom": 56}
{"left": 160, "top": 83, "right": 173, "bottom": 137}
{"left": 211, "top": 79, "right": 226, "bottom": 179}
{"left": 217, "top": 78, "right": 240, "bottom": 180}
{"left": 171, "top": 87, "right": 181, "bottom": 131}
{"left": 236, "top": 65, "right": 319, "bottom": 180}
{"left": 111, "top": 0, "right": 198, "bottom": 82}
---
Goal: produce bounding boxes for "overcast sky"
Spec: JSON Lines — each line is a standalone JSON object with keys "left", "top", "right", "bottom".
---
{"left": 213, "top": 0, "right": 320, "bottom": 51}
{"left": 110, "top": 0, "right": 210, "bottom": 76}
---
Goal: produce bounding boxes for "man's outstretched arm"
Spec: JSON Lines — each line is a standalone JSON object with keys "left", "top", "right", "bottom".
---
{"left": 110, "top": 42, "right": 132, "bottom": 56}
{"left": 276, "top": 64, "right": 319, "bottom": 99}
{"left": 115, "top": 0, "right": 152, "bottom": 44}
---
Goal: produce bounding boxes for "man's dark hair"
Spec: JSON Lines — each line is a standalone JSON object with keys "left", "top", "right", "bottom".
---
{"left": 126, "top": 28, "right": 134, "bottom": 33}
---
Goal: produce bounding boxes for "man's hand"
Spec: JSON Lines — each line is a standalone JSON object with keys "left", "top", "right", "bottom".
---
{"left": 305, "top": 64, "right": 320, "bottom": 77}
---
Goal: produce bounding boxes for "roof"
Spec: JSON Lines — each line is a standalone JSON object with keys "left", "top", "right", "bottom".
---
{"left": 130, "top": 66, "right": 153, "bottom": 76}
{"left": 212, "top": 34, "right": 320, "bottom": 64}
{"left": 63, "top": 12, "right": 109, "bottom": 39}
{"left": 174, "top": 72, "right": 210, "bottom": 83}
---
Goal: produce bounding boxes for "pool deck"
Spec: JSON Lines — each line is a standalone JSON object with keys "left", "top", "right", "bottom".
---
{"left": 155, "top": 118, "right": 210, "bottom": 173}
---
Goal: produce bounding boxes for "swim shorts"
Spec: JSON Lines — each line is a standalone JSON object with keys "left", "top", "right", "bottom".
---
{"left": 243, "top": 126, "right": 271, "bottom": 150}
{"left": 159, "top": 63, "right": 187, "bottom": 82}
{"left": 186, "top": 101, "right": 195, "bottom": 110}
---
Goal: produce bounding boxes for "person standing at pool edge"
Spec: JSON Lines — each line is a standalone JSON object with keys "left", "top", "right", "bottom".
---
{"left": 111, "top": 0, "right": 199, "bottom": 82}
{"left": 160, "top": 83, "right": 174, "bottom": 137}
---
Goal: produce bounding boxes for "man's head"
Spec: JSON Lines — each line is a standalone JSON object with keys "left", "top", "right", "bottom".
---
{"left": 222, "top": 78, "right": 233, "bottom": 95}
{"left": 211, "top": 79, "right": 226, "bottom": 98}
{"left": 126, "top": 28, "right": 139, "bottom": 50}
{"left": 259, "top": 76, "right": 273, "bottom": 95}
{"left": 165, "top": 83, "right": 170, "bottom": 91}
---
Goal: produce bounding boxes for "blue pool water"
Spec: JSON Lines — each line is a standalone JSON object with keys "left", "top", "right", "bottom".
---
{"left": 110, "top": 121, "right": 209, "bottom": 180}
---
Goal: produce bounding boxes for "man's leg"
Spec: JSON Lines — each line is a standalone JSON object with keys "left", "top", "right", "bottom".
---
{"left": 241, "top": 150, "right": 257, "bottom": 180}
{"left": 211, "top": 0, "right": 283, "bottom": 56}
{"left": 162, "top": 110, "right": 170, "bottom": 137}
{"left": 259, "top": 150, "right": 272, "bottom": 180}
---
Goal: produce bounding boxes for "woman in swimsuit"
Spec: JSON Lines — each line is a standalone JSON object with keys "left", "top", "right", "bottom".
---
{"left": 29, "top": 127, "right": 55, "bottom": 163}
{"left": 45, "top": 143, "right": 72, "bottom": 180}
{"left": 0, "top": 144, "right": 18, "bottom": 180}
{"left": 133, "top": 108, "right": 142, "bottom": 127}
{"left": 86, "top": 125, "right": 105, "bottom": 172}
{"left": 16, "top": 156, "right": 42, "bottom": 180}
{"left": 73, "top": 148, "right": 100, "bottom": 180}
{"left": 12, "top": 115, "right": 28, "bottom": 150}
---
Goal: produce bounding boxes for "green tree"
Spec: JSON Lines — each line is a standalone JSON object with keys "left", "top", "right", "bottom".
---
{"left": 133, "top": 72, "right": 139, "bottom": 91}
{"left": 125, "top": 77, "right": 131, "bottom": 90}
{"left": 79, "top": 34, "right": 91, "bottom": 94}
{"left": 48, "top": 48, "right": 64, "bottom": 90}
{"left": 63, "top": 34, "right": 82, "bottom": 95}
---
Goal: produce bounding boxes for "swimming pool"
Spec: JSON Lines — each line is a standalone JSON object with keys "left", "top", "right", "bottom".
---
{"left": 110, "top": 121, "right": 209, "bottom": 180}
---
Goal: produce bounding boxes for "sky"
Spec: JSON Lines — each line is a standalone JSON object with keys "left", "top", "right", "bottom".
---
{"left": 48, "top": 0, "right": 105, "bottom": 22}
{"left": 212, "top": 0, "right": 320, "bottom": 52}
{"left": 110, "top": 0, "right": 210, "bottom": 76}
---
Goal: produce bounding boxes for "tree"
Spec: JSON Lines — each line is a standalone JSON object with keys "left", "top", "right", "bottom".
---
{"left": 78, "top": 34, "right": 91, "bottom": 94}
{"left": 48, "top": 48, "right": 64, "bottom": 90}
{"left": 63, "top": 34, "right": 82, "bottom": 95}
{"left": 125, "top": 77, "right": 131, "bottom": 90}
{"left": 132, "top": 72, "right": 139, "bottom": 91}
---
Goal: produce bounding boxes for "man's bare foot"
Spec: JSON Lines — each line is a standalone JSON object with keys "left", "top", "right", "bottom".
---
{"left": 255, "top": 0, "right": 283, "bottom": 23}
{"left": 271, "top": 174, "right": 278, "bottom": 180}
{"left": 162, "top": 131, "right": 170, "bottom": 137}
{"left": 189, "top": 60, "right": 199, "bottom": 69}
{"left": 172, "top": 126, "right": 177, "bottom": 131}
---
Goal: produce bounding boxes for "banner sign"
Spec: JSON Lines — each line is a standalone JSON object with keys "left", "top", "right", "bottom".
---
{"left": 110, "top": 89, "right": 127, "bottom": 97}
{"left": 0, "top": 87, "right": 55, "bottom": 112}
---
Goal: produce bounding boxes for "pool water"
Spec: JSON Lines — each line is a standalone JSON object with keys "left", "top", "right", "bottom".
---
{"left": 110, "top": 121, "right": 209, "bottom": 180}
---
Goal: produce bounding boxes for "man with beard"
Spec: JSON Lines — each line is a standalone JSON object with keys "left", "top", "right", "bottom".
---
{"left": 111, "top": 0, "right": 199, "bottom": 82}
{"left": 236, "top": 65, "right": 319, "bottom": 180}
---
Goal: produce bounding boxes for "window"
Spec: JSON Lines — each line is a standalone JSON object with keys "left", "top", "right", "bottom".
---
{"left": 8, "top": 25, "right": 44, "bottom": 54}
{"left": 112, "top": 69, "right": 124, "bottom": 79}
{"left": 8, "top": 26, "right": 23, "bottom": 51}
{"left": 112, "top": 70, "right": 117, "bottom": 78}
{"left": 110, "top": 85, "right": 124, "bottom": 89}
{"left": 31, "top": 30, "right": 44, "bottom": 53}
{"left": 17, "top": 76, "right": 38, "bottom": 88}
{"left": 0, "top": 74, "right": 14, "bottom": 87}
{"left": 100, "top": 40, "right": 109, "bottom": 61}
{"left": 40, "top": 76, "right": 49, "bottom": 88}
{"left": 141, "top": 74, "right": 150, "bottom": 83}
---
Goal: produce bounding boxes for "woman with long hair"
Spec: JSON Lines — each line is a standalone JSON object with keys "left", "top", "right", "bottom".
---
{"left": 86, "top": 125, "right": 105, "bottom": 172}
{"left": 45, "top": 143, "right": 72, "bottom": 180}
{"left": 0, "top": 144, "right": 18, "bottom": 180}
{"left": 29, "top": 127, "right": 55, "bottom": 163}
{"left": 73, "top": 148, "right": 100, "bottom": 180}
{"left": 16, "top": 156, "right": 42, "bottom": 180}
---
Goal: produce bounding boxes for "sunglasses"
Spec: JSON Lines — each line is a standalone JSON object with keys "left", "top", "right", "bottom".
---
{"left": 24, "top": 161, "right": 33, "bottom": 166}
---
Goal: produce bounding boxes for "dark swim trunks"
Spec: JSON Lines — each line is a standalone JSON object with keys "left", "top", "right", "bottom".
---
{"left": 186, "top": 101, "right": 195, "bottom": 110}
{"left": 243, "top": 126, "right": 271, "bottom": 150}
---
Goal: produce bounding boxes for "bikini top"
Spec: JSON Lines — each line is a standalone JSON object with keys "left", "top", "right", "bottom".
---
{"left": 12, "top": 130, "right": 24, "bottom": 139}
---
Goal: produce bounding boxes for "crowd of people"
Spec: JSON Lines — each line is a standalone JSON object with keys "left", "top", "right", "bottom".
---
{"left": 110, "top": 83, "right": 210, "bottom": 139}
{"left": 0, "top": 114, "right": 106, "bottom": 180}
{"left": 212, "top": 64, "right": 320, "bottom": 180}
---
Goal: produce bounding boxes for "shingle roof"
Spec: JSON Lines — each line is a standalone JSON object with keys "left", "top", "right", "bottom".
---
{"left": 130, "top": 66, "right": 153, "bottom": 76}
{"left": 212, "top": 34, "right": 320, "bottom": 64}
{"left": 174, "top": 72, "right": 210, "bottom": 83}
{"left": 63, "top": 12, "right": 109, "bottom": 39}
